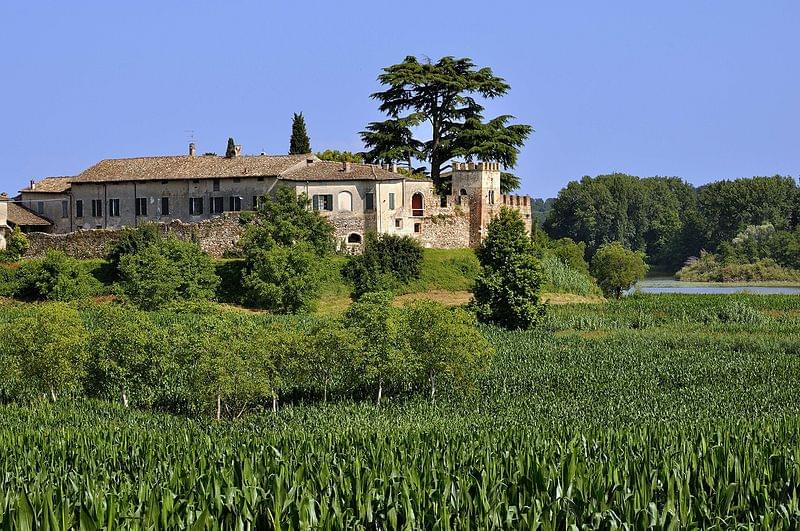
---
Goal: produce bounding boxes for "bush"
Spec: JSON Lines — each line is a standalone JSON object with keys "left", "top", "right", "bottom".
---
{"left": 0, "top": 227, "right": 29, "bottom": 263}
{"left": 590, "top": 242, "right": 649, "bottom": 299}
{"left": 539, "top": 254, "right": 601, "bottom": 296}
{"left": 242, "top": 243, "right": 322, "bottom": 313}
{"left": 116, "top": 238, "right": 219, "bottom": 309}
{"left": 13, "top": 251, "right": 102, "bottom": 301}
{"left": 106, "top": 224, "right": 161, "bottom": 276}
{"left": 343, "top": 233, "right": 425, "bottom": 299}
{"left": 472, "top": 208, "right": 545, "bottom": 330}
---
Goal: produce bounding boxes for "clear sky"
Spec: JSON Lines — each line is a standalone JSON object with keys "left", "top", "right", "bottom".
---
{"left": 1, "top": 1, "right": 797, "bottom": 198}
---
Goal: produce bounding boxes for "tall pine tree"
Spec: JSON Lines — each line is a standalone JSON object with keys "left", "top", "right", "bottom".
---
{"left": 225, "top": 138, "right": 236, "bottom": 158}
{"left": 289, "top": 113, "right": 311, "bottom": 154}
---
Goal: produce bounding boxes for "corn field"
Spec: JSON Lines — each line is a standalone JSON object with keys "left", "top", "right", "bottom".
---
{"left": 1, "top": 294, "right": 799, "bottom": 529}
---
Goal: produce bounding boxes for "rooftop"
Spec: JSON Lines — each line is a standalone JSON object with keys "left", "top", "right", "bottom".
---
{"left": 281, "top": 160, "right": 405, "bottom": 182}
{"left": 6, "top": 202, "right": 52, "bottom": 227}
{"left": 21, "top": 176, "right": 73, "bottom": 194}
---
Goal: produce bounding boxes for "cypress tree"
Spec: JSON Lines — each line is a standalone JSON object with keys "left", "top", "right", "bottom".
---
{"left": 289, "top": 113, "right": 311, "bottom": 154}
{"left": 225, "top": 138, "right": 236, "bottom": 158}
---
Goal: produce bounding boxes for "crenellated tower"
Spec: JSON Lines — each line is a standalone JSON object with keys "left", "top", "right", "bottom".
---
{"left": 450, "top": 161, "right": 502, "bottom": 246}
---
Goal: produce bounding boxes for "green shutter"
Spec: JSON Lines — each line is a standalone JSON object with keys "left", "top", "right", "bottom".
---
{"left": 312, "top": 195, "right": 319, "bottom": 211}
{"left": 327, "top": 195, "right": 334, "bottom": 211}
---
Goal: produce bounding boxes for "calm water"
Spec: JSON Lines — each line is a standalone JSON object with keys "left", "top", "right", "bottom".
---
{"left": 627, "top": 277, "right": 800, "bottom": 295}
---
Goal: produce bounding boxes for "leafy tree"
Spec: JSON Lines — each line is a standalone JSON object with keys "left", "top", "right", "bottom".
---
{"left": 472, "top": 208, "right": 545, "bottom": 329}
{"left": 242, "top": 243, "right": 322, "bottom": 312}
{"left": 2, "top": 303, "right": 88, "bottom": 401}
{"left": 316, "top": 150, "right": 364, "bottom": 163}
{"left": 500, "top": 172, "right": 521, "bottom": 194}
{"left": 13, "top": 251, "right": 101, "bottom": 301}
{"left": 345, "top": 291, "right": 411, "bottom": 404}
{"left": 591, "top": 242, "right": 649, "bottom": 299}
{"left": 0, "top": 226, "right": 29, "bottom": 262}
{"left": 116, "top": 238, "right": 219, "bottom": 308}
{"left": 361, "top": 56, "right": 532, "bottom": 191}
{"left": 225, "top": 137, "right": 236, "bottom": 158}
{"left": 343, "top": 232, "right": 423, "bottom": 299}
{"left": 84, "top": 305, "right": 160, "bottom": 407}
{"left": 106, "top": 223, "right": 161, "bottom": 276}
{"left": 404, "top": 301, "right": 493, "bottom": 401}
{"left": 301, "top": 318, "right": 362, "bottom": 402}
{"left": 240, "top": 187, "right": 335, "bottom": 257}
{"left": 289, "top": 112, "right": 312, "bottom": 154}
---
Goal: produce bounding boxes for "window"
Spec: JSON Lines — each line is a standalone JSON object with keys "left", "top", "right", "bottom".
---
{"left": 161, "top": 180, "right": 169, "bottom": 185}
{"left": 213, "top": 179, "right": 220, "bottom": 192}
{"left": 108, "top": 199, "right": 120, "bottom": 217}
{"left": 411, "top": 192, "right": 424, "bottom": 217}
{"left": 414, "top": 222, "right": 421, "bottom": 233}
{"left": 488, "top": 190, "right": 495, "bottom": 205}
{"left": 440, "top": 195, "right": 448, "bottom": 208}
{"left": 312, "top": 194, "right": 333, "bottom": 211}
{"left": 252, "top": 196, "right": 265, "bottom": 210}
{"left": 91, "top": 199, "right": 102, "bottom": 218}
{"left": 161, "top": 197, "right": 170, "bottom": 216}
{"left": 233, "top": 178, "right": 241, "bottom": 183}
{"left": 192, "top": 179, "right": 200, "bottom": 184}
{"left": 229, "top": 196, "right": 242, "bottom": 212}
{"left": 75, "top": 200, "right": 83, "bottom": 218}
{"left": 135, "top": 197, "right": 147, "bottom": 216}
{"left": 388, "top": 192, "right": 395, "bottom": 210}
{"left": 460, "top": 188, "right": 468, "bottom": 196}
{"left": 257, "top": 177, "right": 264, "bottom": 182}
{"left": 61, "top": 200, "right": 69, "bottom": 219}
{"left": 365, "top": 192, "right": 375, "bottom": 211}
{"left": 211, "top": 197, "right": 224, "bottom": 214}
{"left": 394, "top": 219, "right": 402, "bottom": 229}
{"left": 36, "top": 201, "right": 44, "bottom": 214}
{"left": 189, "top": 197, "right": 204, "bottom": 215}
{"left": 347, "top": 233, "right": 362, "bottom": 244}
{"left": 338, "top": 191, "right": 352, "bottom": 211}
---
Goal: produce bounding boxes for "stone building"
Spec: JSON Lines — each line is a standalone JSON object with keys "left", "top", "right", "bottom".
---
{"left": 17, "top": 144, "right": 533, "bottom": 250}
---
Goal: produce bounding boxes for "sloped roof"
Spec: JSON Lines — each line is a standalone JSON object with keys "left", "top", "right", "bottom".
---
{"left": 281, "top": 160, "right": 404, "bottom": 181}
{"left": 6, "top": 203, "right": 51, "bottom": 227}
{"left": 76, "top": 154, "right": 311, "bottom": 183}
{"left": 20, "top": 176, "right": 73, "bottom": 193}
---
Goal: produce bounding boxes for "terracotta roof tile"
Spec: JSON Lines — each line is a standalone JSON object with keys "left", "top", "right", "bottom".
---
{"left": 20, "top": 176, "right": 73, "bottom": 193}
{"left": 280, "top": 160, "right": 405, "bottom": 182}
{"left": 75, "top": 154, "right": 311, "bottom": 183}
{"left": 6, "top": 203, "right": 51, "bottom": 227}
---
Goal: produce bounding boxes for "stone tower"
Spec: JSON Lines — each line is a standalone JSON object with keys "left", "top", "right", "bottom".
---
{"left": 450, "top": 162, "right": 502, "bottom": 246}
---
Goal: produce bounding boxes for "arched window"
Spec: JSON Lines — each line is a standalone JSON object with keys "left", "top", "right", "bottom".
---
{"left": 338, "top": 191, "right": 352, "bottom": 212}
{"left": 460, "top": 188, "right": 468, "bottom": 196}
{"left": 411, "top": 192, "right": 424, "bottom": 217}
{"left": 347, "top": 233, "right": 362, "bottom": 244}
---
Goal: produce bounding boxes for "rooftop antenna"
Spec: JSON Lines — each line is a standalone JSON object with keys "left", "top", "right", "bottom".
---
{"left": 184, "top": 129, "right": 195, "bottom": 142}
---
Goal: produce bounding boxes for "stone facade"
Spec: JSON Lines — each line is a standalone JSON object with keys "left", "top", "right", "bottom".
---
{"left": 0, "top": 200, "right": 7, "bottom": 250}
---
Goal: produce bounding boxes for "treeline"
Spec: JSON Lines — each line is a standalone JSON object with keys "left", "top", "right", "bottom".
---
{"left": 544, "top": 174, "right": 800, "bottom": 268}
{"left": 0, "top": 295, "right": 492, "bottom": 418}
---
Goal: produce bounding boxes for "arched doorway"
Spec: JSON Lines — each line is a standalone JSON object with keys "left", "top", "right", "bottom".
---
{"left": 411, "top": 192, "right": 424, "bottom": 217}
{"left": 347, "top": 233, "right": 362, "bottom": 244}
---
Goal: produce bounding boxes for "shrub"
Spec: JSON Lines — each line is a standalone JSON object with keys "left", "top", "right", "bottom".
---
{"left": 590, "top": 242, "right": 649, "bottom": 299}
{"left": 116, "top": 238, "right": 219, "bottom": 309}
{"left": 343, "top": 233, "right": 423, "bottom": 299}
{"left": 472, "top": 208, "right": 545, "bottom": 330}
{"left": 13, "top": 251, "right": 101, "bottom": 301}
{"left": 105, "top": 224, "right": 161, "bottom": 276}
{"left": 539, "top": 254, "right": 601, "bottom": 296}
{"left": 548, "top": 238, "right": 589, "bottom": 274}
{"left": 242, "top": 243, "right": 322, "bottom": 313}
{"left": 0, "top": 227, "right": 29, "bottom": 263}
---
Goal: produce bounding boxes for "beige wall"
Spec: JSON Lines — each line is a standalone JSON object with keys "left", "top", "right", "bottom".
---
{"left": 0, "top": 200, "right": 7, "bottom": 250}
{"left": 18, "top": 192, "right": 72, "bottom": 233}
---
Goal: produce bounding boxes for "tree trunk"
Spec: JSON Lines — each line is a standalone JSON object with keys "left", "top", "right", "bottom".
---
{"left": 430, "top": 372, "right": 436, "bottom": 403}
{"left": 615, "top": 287, "right": 622, "bottom": 300}
{"left": 216, "top": 394, "right": 221, "bottom": 421}
{"left": 49, "top": 386, "right": 57, "bottom": 402}
{"left": 377, "top": 380, "right": 383, "bottom": 405}
{"left": 272, "top": 394, "right": 278, "bottom": 413}
{"left": 121, "top": 386, "right": 129, "bottom": 408}
{"left": 323, "top": 382, "right": 328, "bottom": 404}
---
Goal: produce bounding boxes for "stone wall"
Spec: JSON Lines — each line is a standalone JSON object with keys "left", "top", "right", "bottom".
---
{"left": 24, "top": 213, "right": 244, "bottom": 259}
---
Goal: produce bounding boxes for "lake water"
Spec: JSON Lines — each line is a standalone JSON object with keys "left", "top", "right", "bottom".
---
{"left": 627, "top": 277, "right": 800, "bottom": 295}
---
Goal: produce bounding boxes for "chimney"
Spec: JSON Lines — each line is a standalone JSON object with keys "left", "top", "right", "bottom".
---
{"left": 188, "top": 142, "right": 196, "bottom": 157}
{"left": 391, "top": 163, "right": 397, "bottom": 173}
{"left": 343, "top": 161, "right": 351, "bottom": 172}
{"left": 306, "top": 158, "right": 315, "bottom": 166}
{"left": 29, "top": 179, "right": 36, "bottom": 190}
{"left": 234, "top": 145, "right": 242, "bottom": 157}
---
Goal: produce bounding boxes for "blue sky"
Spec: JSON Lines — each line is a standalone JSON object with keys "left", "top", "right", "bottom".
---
{"left": 0, "top": 1, "right": 797, "bottom": 198}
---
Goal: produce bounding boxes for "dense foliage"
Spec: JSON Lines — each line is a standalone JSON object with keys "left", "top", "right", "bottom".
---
{"left": 1, "top": 294, "right": 800, "bottom": 527}
{"left": 361, "top": 56, "right": 531, "bottom": 192}
{"left": 544, "top": 173, "right": 800, "bottom": 269}
{"left": 590, "top": 242, "right": 648, "bottom": 298}
{"left": 116, "top": 237, "right": 219, "bottom": 308}
{"left": 473, "top": 208, "right": 544, "bottom": 329}
{"left": 288, "top": 112, "right": 311, "bottom": 154}
{"left": 343, "top": 232, "right": 424, "bottom": 299}
{"left": 12, "top": 251, "right": 101, "bottom": 301}
{"left": 0, "top": 227, "right": 29, "bottom": 262}
{"left": 316, "top": 149, "right": 364, "bottom": 163}
{"left": 105, "top": 223, "right": 161, "bottom": 275}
